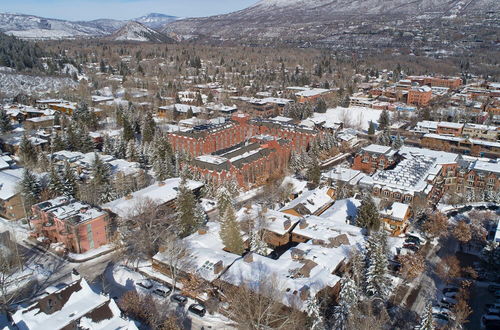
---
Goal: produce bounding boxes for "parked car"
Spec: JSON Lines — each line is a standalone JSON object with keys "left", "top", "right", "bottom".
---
{"left": 405, "top": 237, "right": 421, "bottom": 246}
{"left": 137, "top": 280, "right": 153, "bottom": 290}
{"left": 153, "top": 287, "right": 171, "bottom": 297}
{"left": 188, "top": 303, "right": 206, "bottom": 317}
{"left": 485, "top": 303, "right": 500, "bottom": 311}
{"left": 486, "top": 308, "right": 500, "bottom": 316}
{"left": 487, "top": 204, "right": 499, "bottom": 211}
{"left": 403, "top": 244, "right": 419, "bottom": 252}
{"left": 170, "top": 294, "right": 188, "bottom": 305}
{"left": 482, "top": 314, "right": 500, "bottom": 327}
{"left": 432, "top": 306, "right": 452, "bottom": 317}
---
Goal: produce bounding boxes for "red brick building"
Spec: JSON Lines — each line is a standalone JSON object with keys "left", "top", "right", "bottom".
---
{"left": 31, "top": 197, "right": 110, "bottom": 253}
{"left": 352, "top": 145, "right": 399, "bottom": 174}
{"left": 407, "top": 76, "right": 462, "bottom": 89}
{"left": 169, "top": 114, "right": 318, "bottom": 157}
{"left": 407, "top": 86, "right": 432, "bottom": 107}
{"left": 191, "top": 136, "right": 292, "bottom": 189}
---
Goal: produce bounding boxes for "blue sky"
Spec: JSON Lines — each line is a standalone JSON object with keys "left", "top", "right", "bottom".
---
{"left": 0, "top": 0, "right": 258, "bottom": 21}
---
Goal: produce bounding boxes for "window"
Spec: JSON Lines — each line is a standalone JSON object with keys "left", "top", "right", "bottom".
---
{"left": 468, "top": 175, "right": 475, "bottom": 181}
{"left": 488, "top": 178, "right": 495, "bottom": 183}
{"left": 383, "top": 190, "right": 390, "bottom": 197}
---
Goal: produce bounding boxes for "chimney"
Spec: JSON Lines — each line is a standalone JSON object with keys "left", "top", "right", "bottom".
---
{"left": 198, "top": 225, "right": 209, "bottom": 235}
{"left": 299, "top": 219, "right": 308, "bottom": 229}
{"left": 299, "top": 285, "right": 310, "bottom": 301}
{"left": 158, "top": 181, "right": 166, "bottom": 187}
{"left": 71, "top": 268, "right": 81, "bottom": 282}
{"left": 243, "top": 252, "right": 254, "bottom": 263}
{"left": 124, "top": 193, "right": 133, "bottom": 200}
{"left": 213, "top": 260, "right": 224, "bottom": 274}
{"left": 283, "top": 219, "right": 291, "bottom": 231}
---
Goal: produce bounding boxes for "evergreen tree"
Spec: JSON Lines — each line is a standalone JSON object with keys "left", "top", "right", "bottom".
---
{"left": 378, "top": 110, "right": 390, "bottom": 130}
{"left": 219, "top": 204, "right": 244, "bottom": 255}
{"left": 122, "top": 117, "right": 134, "bottom": 142}
{"left": 392, "top": 133, "right": 404, "bottom": 149}
{"left": 0, "top": 108, "right": 12, "bottom": 133}
{"left": 18, "top": 135, "right": 37, "bottom": 167}
{"left": 62, "top": 161, "right": 78, "bottom": 197}
{"left": 217, "top": 186, "right": 234, "bottom": 219}
{"left": 126, "top": 140, "right": 138, "bottom": 162}
{"left": 20, "top": 168, "right": 41, "bottom": 216}
{"left": 36, "top": 151, "right": 50, "bottom": 172}
{"left": 305, "top": 297, "right": 324, "bottom": 330}
{"left": 91, "top": 153, "right": 110, "bottom": 185}
{"left": 365, "top": 231, "right": 390, "bottom": 298}
{"left": 377, "top": 129, "right": 392, "bottom": 146}
{"left": 333, "top": 275, "right": 359, "bottom": 330}
{"left": 306, "top": 156, "right": 321, "bottom": 185}
{"left": 141, "top": 112, "right": 156, "bottom": 143}
{"left": 51, "top": 133, "right": 66, "bottom": 152}
{"left": 175, "top": 176, "right": 203, "bottom": 237}
{"left": 417, "top": 301, "right": 435, "bottom": 330}
{"left": 78, "top": 127, "right": 94, "bottom": 153}
{"left": 368, "top": 121, "right": 376, "bottom": 135}
{"left": 356, "top": 194, "right": 380, "bottom": 231}
{"left": 314, "top": 98, "right": 327, "bottom": 113}
{"left": 48, "top": 164, "right": 64, "bottom": 196}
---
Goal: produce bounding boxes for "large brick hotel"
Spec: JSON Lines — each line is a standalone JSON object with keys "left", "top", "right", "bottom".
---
{"left": 168, "top": 114, "right": 318, "bottom": 189}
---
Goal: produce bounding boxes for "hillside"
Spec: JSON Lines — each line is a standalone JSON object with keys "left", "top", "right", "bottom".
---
{"left": 136, "top": 13, "right": 178, "bottom": 29}
{"left": 164, "top": 0, "right": 500, "bottom": 46}
{"left": 108, "top": 21, "right": 175, "bottom": 43}
{"left": 0, "top": 32, "right": 46, "bottom": 71}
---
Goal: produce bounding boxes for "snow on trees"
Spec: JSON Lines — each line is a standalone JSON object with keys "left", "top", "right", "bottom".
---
{"left": 356, "top": 194, "right": 380, "bottom": 232}
{"left": 333, "top": 275, "right": 359, "bottom": 330}
{"left": 364, "top": 231, "right": 390, "bottom": 298}
{"left": 219, "top": 202, "right": 244, "bottom": 255}
{"left": 20, "top": 168, "right": 40, "bottom": 216}
{"left": 175, "top": 176, "right": 203, "bottom": 238}
{"left": 416, "top": 301, "right": 435, "bottom": 330}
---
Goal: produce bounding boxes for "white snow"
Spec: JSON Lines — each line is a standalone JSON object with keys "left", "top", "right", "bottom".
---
{"left": 302, "top": 106, "right": 383, "bottom": 132}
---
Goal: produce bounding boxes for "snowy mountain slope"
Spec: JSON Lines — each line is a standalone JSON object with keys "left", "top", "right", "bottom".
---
{"left": 164, "top": 0, "right": 500, "bottom": 40}
{"left": 108, "top": 21, "right": 175, "bottom": 43}
{"left": 136, "top": 13, "right": 178, "bottom": 29}
{"left": 0, "top": 71, "right": 77, "bottom": 98}
{"left": 0, "top": 12, "right": 177, "bottom": 40}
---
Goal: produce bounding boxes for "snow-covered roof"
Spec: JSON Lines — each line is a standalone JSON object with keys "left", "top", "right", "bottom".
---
{"left": 319, "top": 198, "right": 361, "bottom": 221}
{"left": 103, "top": 178, "right": 203, "bottom": 218}
{"left": 280, "top": 176, "right": 308, "bottom": 195}
{"left": 237, "top": 205, "right": 302, "bottom": 236}
{"left": 280, "top": 186, "right": 334, "bottom": 215}
{"left": 292, "top": 214, "right": 364, "bottom": 243}
{"left": 322, "top": 167, "right": 366, "bottom": 185}
{"left": 38, "top": 197, "right": 107, "bottom": 224}
{"left": 470, "top": 160, "right": 500, "bottom": 175}
{"left": 270, "top": 116, "right": 294, "bottom": 123}
{"left": 0, "top": 169, "right": 22, "bottom": 201}
{"left": 399, "top": 146, "right": 459, "bottom": 165}
{"left": 362, "top": 144, "right": 394, "bottom": 155}
{"left": 437, "top": 121, "right": 464, "bottom": 129}
{"left": 159, "top": 104, "right": 204, "bottom": 114}
{"left": 12, "top": 277, "right": 137, "bottom": 330}
{"left": 380, "top": 202, "right": 410, "bottom": 221}
{"left": 295, "top": 88, "right": 331, "bottom": 98}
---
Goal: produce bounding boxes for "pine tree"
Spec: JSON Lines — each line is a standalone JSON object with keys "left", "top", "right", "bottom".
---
{"left": 219, "top": 204, "right": 244, "bottom": 255}
{"left": 365, "top": 231, "right": 390, "bottom": 298}
{"left": 91, "top": 153, "right": 110, "bottom": 185}
{"left": 18, "top": 135, "right": 37, "bottom": 167}
{"left": 0, "top": 108, "right": 12, "bottom": 133}
{"left": 417, "top": 301, "right": 435, "bottom": 330}
{"left": 307, "top": 156, "right": 321, "bottom": 185}
{"left": 392, "top": 133, "right": 404, "bottom": 149}
{"left": 314, "top": 98, "right": 327, "bottom": 113}
{"left": 48, "top": 164, "right": 64, "bottom": 196}
{"left": 126, "top": 140, "right": 138, "bottom": 162}
{"left": 20, "top": 168, "right": 41, "bottom": 216}
{"left": 378, "top": 110, "right": 390, "bottom": 130}
{"left": 305, "top": 297, "right": 324, "bottom": 330}
{"left": 62, "top": 161, "right": 78, "bottom": 197}
{"left": 333, "top": 276, "right": 359, "bottom": 330}
{"left": 79, "top": 127, "right": 94, "bottom": 153}
{"left": 176, "top": 176, "right": 203, "bottom": 237}
{"left": 356, "top": 194, "right": 380, "bottom": 231}
{"left": 377, "top": 129, "right": 392, "bottom": 146}
{"left": 217, "top": 187, "right": 233, "bottom": 219}
{"left": 368, "top": 121, "right": 376, "bottom": 135}
{"left": 122, "top": 117, "right": 134, "bottom": 142}
{"left": 51, "top": 133, "right": 66, "bottom": 152}
{"left": 36, "top": 151, "right": 50, "bottom": 173}
{"left": 141, "top": 112, "right": 156, "bottom": 143}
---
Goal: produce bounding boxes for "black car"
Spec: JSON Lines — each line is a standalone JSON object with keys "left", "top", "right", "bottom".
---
{"left": 153, "top": 287, "right": 171, "bottom": 297}
{"left": 487, "top": 205, "right": 499, "bottom": 211}
{"left": 188, "top": 303, "right": 206, "bottom": 317}
{"left": 170, "top": 294, "right": 188, "bottom": 305}
{"left": 403, "top": 243, "right": 419, "bottom": 252}
{"left": 137, "top": 280, "right": 153, "bottom": 290}
{"left": 405, "top": 237, "right": 421, "bottom": 246}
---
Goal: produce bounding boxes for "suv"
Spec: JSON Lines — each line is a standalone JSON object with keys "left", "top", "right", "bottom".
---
{"left": 188, "top": 303, "right": 206, "bottom": 317}
{"left": 170, "top": 294, "right": 188, "bottom": 305}
{"left": 137, "top": 280, "right": 153, "bottom": 290}
{"left": 153, "top": 287, "right": 171, "bottom": 297}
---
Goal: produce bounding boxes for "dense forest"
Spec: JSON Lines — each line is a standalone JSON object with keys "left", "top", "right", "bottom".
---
{"left": 0, "top": 33, "right": 46, "bottom": 71}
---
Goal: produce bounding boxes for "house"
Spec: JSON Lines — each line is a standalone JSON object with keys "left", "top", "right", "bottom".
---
{"left": 292, "top": 88, "right": 333, "bottom": 103}
{"left": 380, "top": 202, "right": 411, "bottom": 236}
{"left": 24, "top": 116, "right": 55, "bottom": 131}
{"left": 280, "top": 186, "right": 335, "bottom": 217}
{"left": 31, "top": 197, "right": 110, "bottom": 254}
{"left": 0, "top": 168, "right": 24, "bottom": 220}
{"left": 10, "top": 275, "right": 137, "bottom": 330}
{"left": 462, "top": 123, "right": 499, "bottom": 141}
{"left": 436, "top": 122, "right": 464, "bottom": 136}
{"left": 352, "top": 144, "right": 399, "bottom": 174}
{"left": 102, "top": 178, "right": 203, "bottom": 219}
